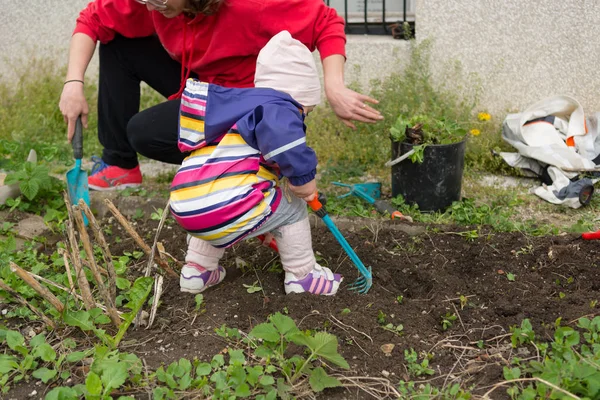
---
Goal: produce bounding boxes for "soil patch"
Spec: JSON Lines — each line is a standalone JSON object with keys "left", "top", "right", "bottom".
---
{"left": 99, "top": 215, "right": 600, "bottom": 399}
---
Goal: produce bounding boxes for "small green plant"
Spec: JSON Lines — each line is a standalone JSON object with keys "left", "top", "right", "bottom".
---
{"left": 396, "top": 295, "right": 404, "bottom": 304}
{"left": 459, "top": 295, "right": 468, "bottom": 310}
{"left": 404, "top": 348, "right": 434, "bottom": 377}
{"left": 131, "top": 209, "right": 144, "bottom": 221}
{"left": 390, "top": 114, "right": 468, "bottom": 146}
{"left": 397, "top": 381, "right": 471, "bottom": 399}
{"left": 510, "top": 319, "right": 535, "bottom": 348}
{"left": 514, "top": 244, "right": 534, "bottom": 257}
{"left": 2, "top": 161, "right": 66, "bottom": 218}
{"left": 340, "top": 308, "right": 351, "bottom": 316}
{"left": 64, "top": 276, "right": 154, "bottom": 348}
{"left": 441, "top": 312, "right": 458, "bottom": 331}
{"left": 505, "top": 272, "right": 516, "bottom": 282}
{"left": 194, "top": 294, "right": 205, "bottom": 312}
{"left": 504, "top": 317, "right": 600, "bottom": 399}
{"left": 243, "top": 281, "right": 262, "bottom": 294}
{"left": 150, "top": 208, "right": 164, "bottom": 221}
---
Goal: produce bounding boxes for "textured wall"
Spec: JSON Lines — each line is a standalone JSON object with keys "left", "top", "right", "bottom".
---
{"left": 0, "top": 0, "right": 95, "bottom": 81}
{"left": 417, "top": 0, "right": 600, "bottom": 114}
{"left": 2, "top": 0, "right": 599, "bottom": 115}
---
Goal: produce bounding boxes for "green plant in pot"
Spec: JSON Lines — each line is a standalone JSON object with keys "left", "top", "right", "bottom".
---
{"left": 389, "top": 114, "right": 468, "bottom": 212}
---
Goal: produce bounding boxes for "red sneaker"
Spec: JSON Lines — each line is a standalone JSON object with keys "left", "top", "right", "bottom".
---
{"left": 88, "top": 157, "right": 142, "bottom": 191}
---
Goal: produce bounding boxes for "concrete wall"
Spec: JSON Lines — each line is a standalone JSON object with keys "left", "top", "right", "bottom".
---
{"left": 2, "top": 0, "right": 599, "bottom": 115}
{"left": 0, "top": 0, "right": 95, "bottom": 81}
{"left": 417, "top": 0, "right": 600, "bottom": 114}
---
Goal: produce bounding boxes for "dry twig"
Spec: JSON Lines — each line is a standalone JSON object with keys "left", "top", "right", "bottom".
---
{"left": 9, "top": 262, "right": 64, "bottom": 313}
{"left": 64, "top": 201, "right": 95, "bottom": 310}
{"left": 79, "top": 199, "right": 117, "bottom": 303}
{"left": 25, "top": 271, "right": 121, "bottom": 316}
{"left": 58, "top": 248, "right": 76, "bottom": 294}
{"left": 0, "top": 279, "right": 56, "bottom": 328}
{"left": 73, "top": 206, "right": 121, "bottom": 328}
{"left": 146, "top": 274, "right": 164, "bottom": 329}
{"left": 104, "top": 198, "right": 177, "bottom": 278}
{"left": 139, "top": 199, "right": 170, "bottom": 328}
{"left": 481, "top": 377, "right": 581, "bottom": 399}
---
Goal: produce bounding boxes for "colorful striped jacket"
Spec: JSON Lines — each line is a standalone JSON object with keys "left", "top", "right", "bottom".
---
{"left": 170, "top": 79, "right": 317, "bottom": 248}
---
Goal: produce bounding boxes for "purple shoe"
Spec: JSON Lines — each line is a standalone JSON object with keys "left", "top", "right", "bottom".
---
{"left": 284, "top": 264, "right": 343, "bottom": 296}
{"left": 180, "top": 263, "right": 226, "bottom": 294}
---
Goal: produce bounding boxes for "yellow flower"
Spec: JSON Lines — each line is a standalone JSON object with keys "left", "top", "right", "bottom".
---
{"left": 478, "top": 112, "right": 491, "bottom": 121}
{"left": 470, "top": 129, "right": 481, "bottom": 136}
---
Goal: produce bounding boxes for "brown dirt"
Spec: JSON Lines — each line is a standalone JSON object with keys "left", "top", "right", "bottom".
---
{"left": 102, "top": 215, "right": 600, "bottom": 399}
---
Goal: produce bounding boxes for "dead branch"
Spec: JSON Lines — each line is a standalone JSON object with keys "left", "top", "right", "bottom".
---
{"left": 145, "top": 199, "right": 171, "bottom": 277}
{"left": 79, "top": 199, "right": 117, "bottom": 303}
{"left": 0, "top": 279, "right": 56, "bottom": 329}
{"left": 25, "top": 270, "right": 121, "bottom": 317}
{"left": 103, "top": 198, "right": 178, "bottom": 279}
{"left": 481, "top": 377, "right": 581, "bottom": 399}
{"left": 57, "top": 248, "right": 76, "bottom": 294}
{"left": 73, "top": 205, "right": 121, "bottom": 328}
{"left": 146, "top": 274, "right": 164, "bottom": 329}
{"left": 64, "top": 196, "right": 95, "bottom": 310}
{"left": 9, "top": 262, "right": 64, "bottom": 313}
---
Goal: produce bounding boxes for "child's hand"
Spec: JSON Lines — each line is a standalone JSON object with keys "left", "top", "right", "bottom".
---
{"left": 288, "top": 180, "right": 317, "bottom": 202}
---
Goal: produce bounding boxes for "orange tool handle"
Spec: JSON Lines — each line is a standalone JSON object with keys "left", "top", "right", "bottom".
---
{"left": 307, "top": 192, "right": 325, "bottom": 214}
{"left": 257, "top": 234, "right": 279, "bottom": 252}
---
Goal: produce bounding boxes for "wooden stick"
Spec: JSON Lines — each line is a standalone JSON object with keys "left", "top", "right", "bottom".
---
{"left": 65, "top": 219, "right": 95, "bottom": 310}
{"left": 73, "top": 205, "right": 121, "bottom": 328}
{"left": 146, "top": 274, "right": 164, "bottom": 330}
{"left": 57, "top": 248, "right": 76, "bottom": 294}
{"left": 145, "top": 199, "right": 171, "bottom": 277}
{"left": 103, "top": 199, "right": 178, "bottom": 279}
{"left": 81, "top": 259, "right": 108, "bottom": 277}
{"left": 136, "top": 199, "right": 171, "bottom": 327}
{"left": 78, "top": 199, "right": 117, "bottom": 303}
{"left": 25, "top": 271, "right": 122, "bottom": 317}
{"left": 9, "top": 262, "right": 64, "bottom": 313}
{"left": 0, "top": 279, "right": 57, "bottom": 329}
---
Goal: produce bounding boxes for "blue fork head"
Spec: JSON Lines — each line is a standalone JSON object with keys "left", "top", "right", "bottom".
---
{"left": 347, "top": 266, "right": 373, "bottom": 294}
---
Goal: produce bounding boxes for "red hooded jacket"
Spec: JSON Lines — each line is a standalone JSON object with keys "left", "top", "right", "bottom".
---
{"left": 74, "top": 0, "right": 346, "bottom": 98}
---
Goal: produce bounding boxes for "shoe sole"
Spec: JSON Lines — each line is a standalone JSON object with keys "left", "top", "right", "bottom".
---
{"left": 88, "top": 183, "right": 142, "bottom": 192}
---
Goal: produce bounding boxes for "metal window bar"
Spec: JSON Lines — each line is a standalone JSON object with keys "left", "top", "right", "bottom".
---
{"left": 326, "top": 0, "right": 415, "bottom": 38}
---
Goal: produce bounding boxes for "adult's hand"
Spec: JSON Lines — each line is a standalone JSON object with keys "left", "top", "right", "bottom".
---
{"left": 322, "top": 54, "right": 384, "bottom": 129}
{"left": 59, "top": 32, "right": 97, "bottom": 142}
{"left": 59, "top": 82, "right": 89, "bottom": 142}
{"left": 326, "top": 84, "right": 383, "bottom": 129}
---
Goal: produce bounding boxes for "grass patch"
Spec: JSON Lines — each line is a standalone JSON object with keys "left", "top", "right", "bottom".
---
{"left": 0, "top": 58, "right": 164, "bottom": 171}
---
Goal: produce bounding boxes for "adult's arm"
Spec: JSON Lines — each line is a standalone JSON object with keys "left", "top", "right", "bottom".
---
{"left": 258, "top": 0, "right": 383, "bottom": 129}
{"left": 322, "top": 54, "right": 383, "bottom": 129}
{"left": 59, "top": 0, "right": 155, "bottom": 141}
{"left": 59, "top": 33, "right": 96, "bottom": 141}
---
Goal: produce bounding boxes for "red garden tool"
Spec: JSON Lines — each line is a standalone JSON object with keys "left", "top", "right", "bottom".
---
{"left": 582, "top": 230, "right": 600, "bottom": 240}
{"left": 257, "top": 234, "right": 279, "bottom": 252}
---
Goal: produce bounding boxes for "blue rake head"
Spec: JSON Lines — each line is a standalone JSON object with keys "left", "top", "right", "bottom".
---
{"left": 347, "top": 266, "right": 373, "bottom": 294}
{"left": 333, "top": 182, "right": 382, "bottom": 200}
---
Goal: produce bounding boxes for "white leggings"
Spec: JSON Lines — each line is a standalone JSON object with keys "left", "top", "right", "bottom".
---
{"left": 185, "top": 194, "right": 315, "bottom": 278}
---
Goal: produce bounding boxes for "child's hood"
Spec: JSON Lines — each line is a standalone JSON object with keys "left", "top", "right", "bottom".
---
{"left": 204, "top": 85, "right": 303, "bottom": 143}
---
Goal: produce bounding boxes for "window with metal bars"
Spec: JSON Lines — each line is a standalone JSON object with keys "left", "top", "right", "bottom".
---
{"left": 326, "top": 0, "right": 416, "bottom": 38}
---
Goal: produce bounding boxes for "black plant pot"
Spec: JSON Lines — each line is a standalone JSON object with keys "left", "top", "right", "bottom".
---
{"left": 391, "top": 140, "right": 466, "bottom": 212}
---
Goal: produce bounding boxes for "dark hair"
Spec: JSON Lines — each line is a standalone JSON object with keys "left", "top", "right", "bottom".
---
{"left": 184, "top": 0, "right": 225, "bottom": 15}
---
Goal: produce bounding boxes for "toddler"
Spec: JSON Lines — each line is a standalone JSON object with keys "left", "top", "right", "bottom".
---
{"left": 170, "top": 31, "right": 342, "bottom": 296}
